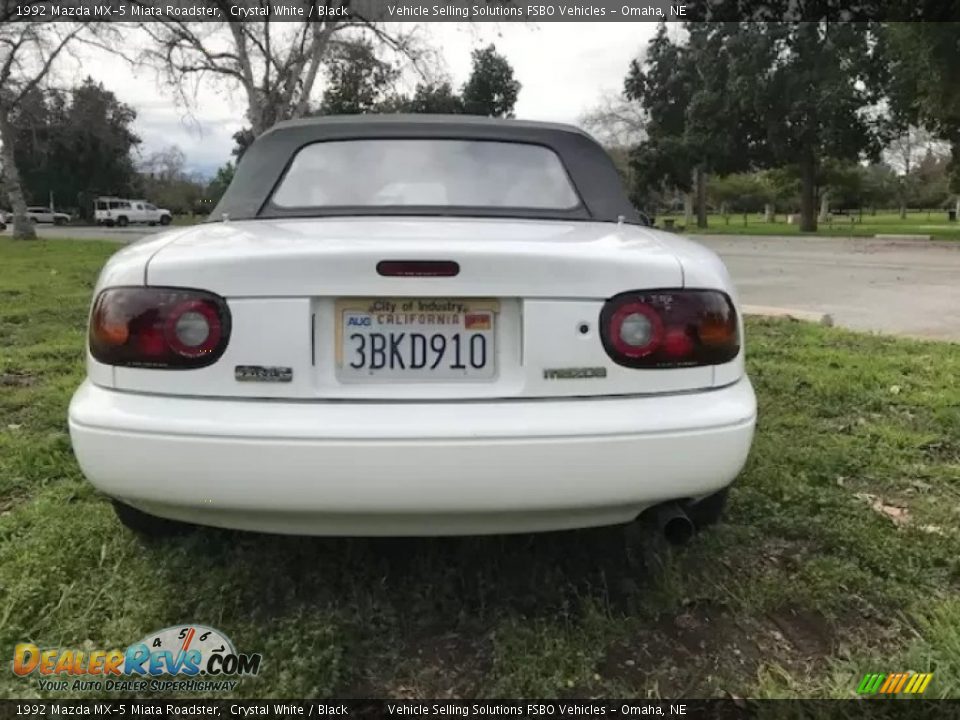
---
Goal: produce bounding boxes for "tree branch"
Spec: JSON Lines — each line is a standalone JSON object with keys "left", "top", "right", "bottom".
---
{"left": 12, "top": 23, "right": 87, "bottom": 108}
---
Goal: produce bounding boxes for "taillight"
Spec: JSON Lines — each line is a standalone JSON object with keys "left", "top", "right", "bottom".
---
{"left": 600, "top": 290, "right": 739, "bottom": 368}
{"left": 89, "top": 287, "right": 231, "bottom": 369}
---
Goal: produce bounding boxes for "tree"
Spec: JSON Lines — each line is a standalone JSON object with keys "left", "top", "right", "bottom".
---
{"left": 910, "top": 149, "right": 952, "bottom": 209}
{"left": 884, "top": 126, "right": 948, "bottom": 217}
{"left": 205, "top": 162, "right": 235, "bottom": 206}
{"left": 140, "top": 10, "right": 428, "bottom": 138}
{"left": 10, "top": 78, "right": 141, "bottom": 219}
{"left": 399, "top": 81, "right": 464, "bottom": 114}
{"left": 67, "top": 79, "right": 141, "bottom": 206}
{"left": 579, "top": 92, "right": 647, "bottom": 199}
{"left": 860, "top": 163, "right": 899, "bottom": 212}
{"left": 624, "top": 24, "right": 760, "bottom": 227}
{"left": 0, "top": 22, "right": 88, "bottom": 238}
{"left": 694, "top": 21, "right": 888, "bottom": 231}
{"left": 624, "top": 26, "right": 698, "bottom": 218}
{"left": 885, "top": 126, "right": 944, "bottom": 176}
{"left": 460, "top": 44, "right": 520, "bottom": 118}
{"left": 227, "top": 41, "right": 518, "bottom": 158}
{"left": 140, "top": 145, "right": 186, "bottom": 183}
{"left": 316, "top": 42, "right": 519, "bottom": 118}
{"left": 317, "top": 39, "right": 399, "bottom": 115}
{"left": 709, "top": 172, "right": 775, "bottom": 215}
{"left": 139, "top": 144, "right": 205, "bottom": 215}
{"left": 579, "top": 91, "right": 646, "bottom": 147}
{"left": 231, "top": 128, "right": 255, "bottom": 161}
{"left": 884, "top": 23, "right": 960, "bottom": 210}
{"left": 819, "top": 161, "right": 865, "bottom": 217}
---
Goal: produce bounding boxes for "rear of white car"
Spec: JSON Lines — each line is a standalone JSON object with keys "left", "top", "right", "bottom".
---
{"left": 68, "top": 116, "right": 756, "bottom": 538}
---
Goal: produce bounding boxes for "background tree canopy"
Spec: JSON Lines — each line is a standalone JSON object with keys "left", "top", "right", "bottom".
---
{"left": 229, "top": 43, "right": 520, "bottom": 160}
{"left": 9, "top": 79, "right": 141, "bottom": 217}
{"left": 6, "top": 20, "right": 960, "bottom": 234}
{"left": 624, "top": 22, "right": 888, "bottom": 231}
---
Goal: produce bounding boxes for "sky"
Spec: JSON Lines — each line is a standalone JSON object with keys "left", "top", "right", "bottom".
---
{"left": 69, "top": 23, "right": 657, "bottom": 178}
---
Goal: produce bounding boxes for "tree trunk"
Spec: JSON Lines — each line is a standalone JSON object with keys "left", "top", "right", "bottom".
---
{"left": 683, "top": 191, "right": 693, "bottom": 228}
{"left": 695, "top": 167, "right": 708, "bottom": 228}
{"left": 818, "top": 190, "right": 830, "bottom": 223}
{"left": 764, "top": 203, "right": 775, "bottom": 223}
{"left": 799, "top": 154, "right": 817, "bottom": 232}
{"left": 0, "top": 112, "right": 36, "bottom": 240}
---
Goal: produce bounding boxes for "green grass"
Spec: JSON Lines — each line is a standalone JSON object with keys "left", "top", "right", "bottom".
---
{"left": 1, "top": 237, "right": 959, "bottom": 699}
{"left": 657, "top": 210, "right": 960, "bottom": 239}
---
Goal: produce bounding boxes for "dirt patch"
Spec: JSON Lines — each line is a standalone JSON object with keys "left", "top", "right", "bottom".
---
{"left": 0, "top": 372, "right": 37, "bottom": 387}
{"left": 599, "top": 603, "right": 848, "bottom": 697}
{"left": 599, "top": 603, "right": 765, "bottom": 697}
{"left": 766, "top": 606, "right": 836, "bottom": 657}
{"left": 346, "top": 628, "right": 492, "bottom": 699}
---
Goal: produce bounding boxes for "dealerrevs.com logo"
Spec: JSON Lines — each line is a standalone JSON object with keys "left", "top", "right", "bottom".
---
{"left": 13, "top": 625, "right": 261, "bottom": 693}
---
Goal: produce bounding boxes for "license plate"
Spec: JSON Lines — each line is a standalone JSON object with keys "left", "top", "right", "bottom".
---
{"left": 335, "top": 298, "right": 498, "bottom": 382}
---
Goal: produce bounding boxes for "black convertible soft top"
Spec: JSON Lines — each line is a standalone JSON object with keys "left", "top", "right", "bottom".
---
{"left": 210, "top": 115, "right": 645, "bottom": 225}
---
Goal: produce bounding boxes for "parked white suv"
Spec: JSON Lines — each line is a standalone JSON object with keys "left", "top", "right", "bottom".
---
{"left": 95, "top": 197, "right": 172, "bottom": 227}
{"left": 26, "top": 206, "right": 72, "bottom": 225}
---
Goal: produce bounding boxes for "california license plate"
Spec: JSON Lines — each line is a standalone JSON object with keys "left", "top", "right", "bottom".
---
{"left": 335, "top": 298, "right": 498, "bottom": 382}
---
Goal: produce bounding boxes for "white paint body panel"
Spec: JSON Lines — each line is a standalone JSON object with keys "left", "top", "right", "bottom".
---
{"left": 72, "top": 216, "right": 757, "bottom": 535}
{"left": 143, "top": 218, "right": 683, "bottom": 298}
{"left": 69, "top": 377, "right": 756, "bottom": 535}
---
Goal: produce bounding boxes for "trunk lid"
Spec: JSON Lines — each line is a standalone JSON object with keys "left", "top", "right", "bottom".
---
{"left": 112, "top": 218, "right": 718, "bottom": 399}
{"left": 144, "top": 217, "right": 681, "bottom": 298}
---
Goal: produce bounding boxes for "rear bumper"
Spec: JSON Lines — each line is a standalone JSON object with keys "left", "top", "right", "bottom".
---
{"left": 68, "top": 378, "right": 757, "bottom": 535}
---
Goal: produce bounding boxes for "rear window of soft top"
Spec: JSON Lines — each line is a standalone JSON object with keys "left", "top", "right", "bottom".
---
{"left": 270, "top": 139, "right": 581, "bottom": 211}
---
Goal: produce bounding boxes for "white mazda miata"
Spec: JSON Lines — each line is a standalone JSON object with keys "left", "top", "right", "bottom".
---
{"left": 68, "top": 115, "right": 756, "bottom": 540}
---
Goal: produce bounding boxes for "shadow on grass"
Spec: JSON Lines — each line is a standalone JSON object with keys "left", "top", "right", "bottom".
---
{"left": 128, "top": 520, "right": 671, "bottom": 696}
{"left": 139, "top": 520, "right": 656, "bottom": 623}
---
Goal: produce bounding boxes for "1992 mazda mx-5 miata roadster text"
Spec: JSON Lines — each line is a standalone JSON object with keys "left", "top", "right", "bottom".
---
{"left": 68, "top": 115, "right": 756, "bottom": 539}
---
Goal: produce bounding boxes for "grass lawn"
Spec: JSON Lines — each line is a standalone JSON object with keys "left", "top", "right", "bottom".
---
{"left": 1, "top": 237, "right": 959, "bottom": 700}
{"left": 657, "top": 210, "right": 960, "bottom": 239}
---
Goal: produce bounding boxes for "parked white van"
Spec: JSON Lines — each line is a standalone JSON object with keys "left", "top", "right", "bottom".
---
{"left": 95, "top": 197, "right": 172, "bottom": 227}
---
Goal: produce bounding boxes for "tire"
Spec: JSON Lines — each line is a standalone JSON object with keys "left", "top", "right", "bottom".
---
{"left": 29, "top": 217, "right": 37, "bottom": 224}
{"left": 148, "top": 222, "right": 156, "bottom": 227}
{"left": 159, "top": 215, "right": 172, "bottom": 226}
{"left": 111, "top": 500, "right": 189, "bottom": 538}
{"left": 116, "top": 216, "right": 129, "bottom": 228}
{"left": 54, "top": 217, "right": 66, "bottom": 226}
{"left": 105, "top": 220, "right": 115, "bottom": 228}
{"left": 685, "top": 487, "right": 730, "bottom": 530}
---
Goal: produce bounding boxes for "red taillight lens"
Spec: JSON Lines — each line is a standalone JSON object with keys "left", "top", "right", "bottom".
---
{"left": 90, "top": 287, "right": 231, "bottom": 368}
{"left": 600, "top": 290, "right": 739, "bottom": 368}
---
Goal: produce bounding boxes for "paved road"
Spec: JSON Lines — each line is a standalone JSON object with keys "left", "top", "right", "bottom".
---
{"left": 8, "top": 225, "right": 959, "bottom": 341}
{"left": 2, "top": 224, "right": 165, "bottom": 241}
{"left": 694, "top": 235, "right": 960, "bottom": 341}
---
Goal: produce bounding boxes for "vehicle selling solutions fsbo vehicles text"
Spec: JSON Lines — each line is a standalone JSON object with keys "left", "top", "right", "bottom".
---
{"left": 384, "top": 4, "right": 685, "bottom": 17}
